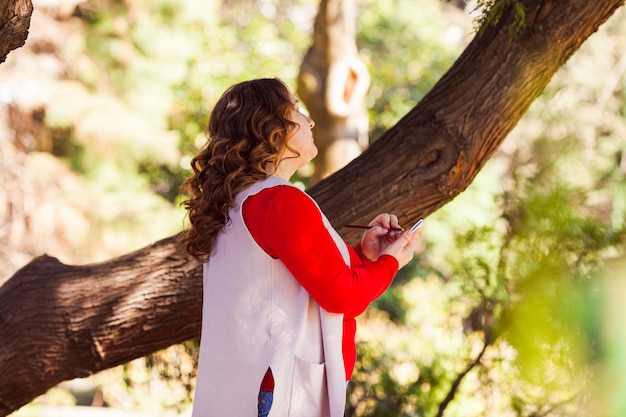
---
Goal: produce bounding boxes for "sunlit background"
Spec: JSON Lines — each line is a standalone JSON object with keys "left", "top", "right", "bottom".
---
{"left": 1, "top": 0, "right": 625, "bottom": 416}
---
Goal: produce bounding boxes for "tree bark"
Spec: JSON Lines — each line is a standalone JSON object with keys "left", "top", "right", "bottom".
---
{"left": 0, "top": 0, "right": 624, "bottom": 414}
{"left": 0, "top": 0, "right": 33, "bottom": 63}
{"left": 0, "top": 235, "right": 202, "bottom": 416}
{"left": 297, "top": 0, "right": 371, "bottom": 181}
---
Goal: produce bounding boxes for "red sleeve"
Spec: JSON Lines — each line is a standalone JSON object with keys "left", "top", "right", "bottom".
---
{"left": 242, "top": 185, "right": 399, "bottom": 316}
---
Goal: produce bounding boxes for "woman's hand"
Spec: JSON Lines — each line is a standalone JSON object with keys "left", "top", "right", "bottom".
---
{"left": 360, "top": 213, "right": 420, "bottom": 268}
{"left": 380, "top": 226, "right": 420, "bottom": 269}
{"left": 359, "top": 213, "right": 403, "bottom": 262}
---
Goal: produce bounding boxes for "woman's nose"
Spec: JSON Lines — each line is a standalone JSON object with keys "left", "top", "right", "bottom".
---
{"left": 308, "top": 117, "right": 315, "bottom": 128}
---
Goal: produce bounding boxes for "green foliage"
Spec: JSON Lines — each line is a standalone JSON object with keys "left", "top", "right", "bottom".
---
{"left": 347, "top": 8, "right": 626, "bottom": 415}
{"left": 357, "top": 0, "right": 467, "bottom": 140}
{"left": 597, "top": 259, "right": 626, "bottom": 417}
{"left": 348, "top": 147, "right": 624, "bottom": 416}
{"left": 474, "top": 0, "right": 526, "bottom": 37}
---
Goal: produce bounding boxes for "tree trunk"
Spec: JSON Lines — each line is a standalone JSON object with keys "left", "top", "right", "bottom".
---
{"left": 297, "top": 0, "right": 370, "bottom": 181}
{"left": 0, "top": 0, "right": 32, "bottom": 63}
{"left": 0, "top": 0, "right": 624, "bottom": 414}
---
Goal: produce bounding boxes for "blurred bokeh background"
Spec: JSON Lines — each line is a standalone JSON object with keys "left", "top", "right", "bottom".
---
{"left": 1, "top": 0, "right": 625, "bottom": 416}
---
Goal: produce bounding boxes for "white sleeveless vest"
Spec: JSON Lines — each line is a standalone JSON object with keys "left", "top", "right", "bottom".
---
{"left": 191, "top": 175, "right": 350, "bottom": 417}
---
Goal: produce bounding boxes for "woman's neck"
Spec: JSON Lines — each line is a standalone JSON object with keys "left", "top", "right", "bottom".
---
{"left": 271, "top": 160, "right": 296, "bottom": 182}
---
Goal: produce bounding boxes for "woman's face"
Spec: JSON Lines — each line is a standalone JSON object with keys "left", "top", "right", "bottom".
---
{"left": 282, "top": 94, "right": 317, "bottom": 168}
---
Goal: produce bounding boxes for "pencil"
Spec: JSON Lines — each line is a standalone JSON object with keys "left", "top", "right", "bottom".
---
{"left": 344, "top": 224, "right": 405, "bottom": 232}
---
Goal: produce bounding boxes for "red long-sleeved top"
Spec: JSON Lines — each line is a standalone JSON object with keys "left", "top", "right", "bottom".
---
{"left": 242, "top": 185, "right": 398, "bottom": 383}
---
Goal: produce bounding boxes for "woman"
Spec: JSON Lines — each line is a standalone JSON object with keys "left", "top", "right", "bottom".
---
{"left": 179, "top": 78, "right": 420, "bottom": 417}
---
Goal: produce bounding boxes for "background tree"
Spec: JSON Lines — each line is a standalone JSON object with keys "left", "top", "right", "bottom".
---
{"left": 297, "top": 0, "right": 371, "bottom": 181}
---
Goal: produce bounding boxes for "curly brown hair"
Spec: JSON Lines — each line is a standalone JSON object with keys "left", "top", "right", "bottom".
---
{"left": 178, "top": 78, "right": 299, "bottom": 261}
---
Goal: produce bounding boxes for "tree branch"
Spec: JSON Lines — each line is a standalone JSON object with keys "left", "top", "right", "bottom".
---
{"left": 436, "top": 341, "right": 489, "bottom": 417}
{"left": 0, "top": 0, "right": 33, "bottom": 63}
{"left": 0, "top": 235, "right": 203, "bottom": 416}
